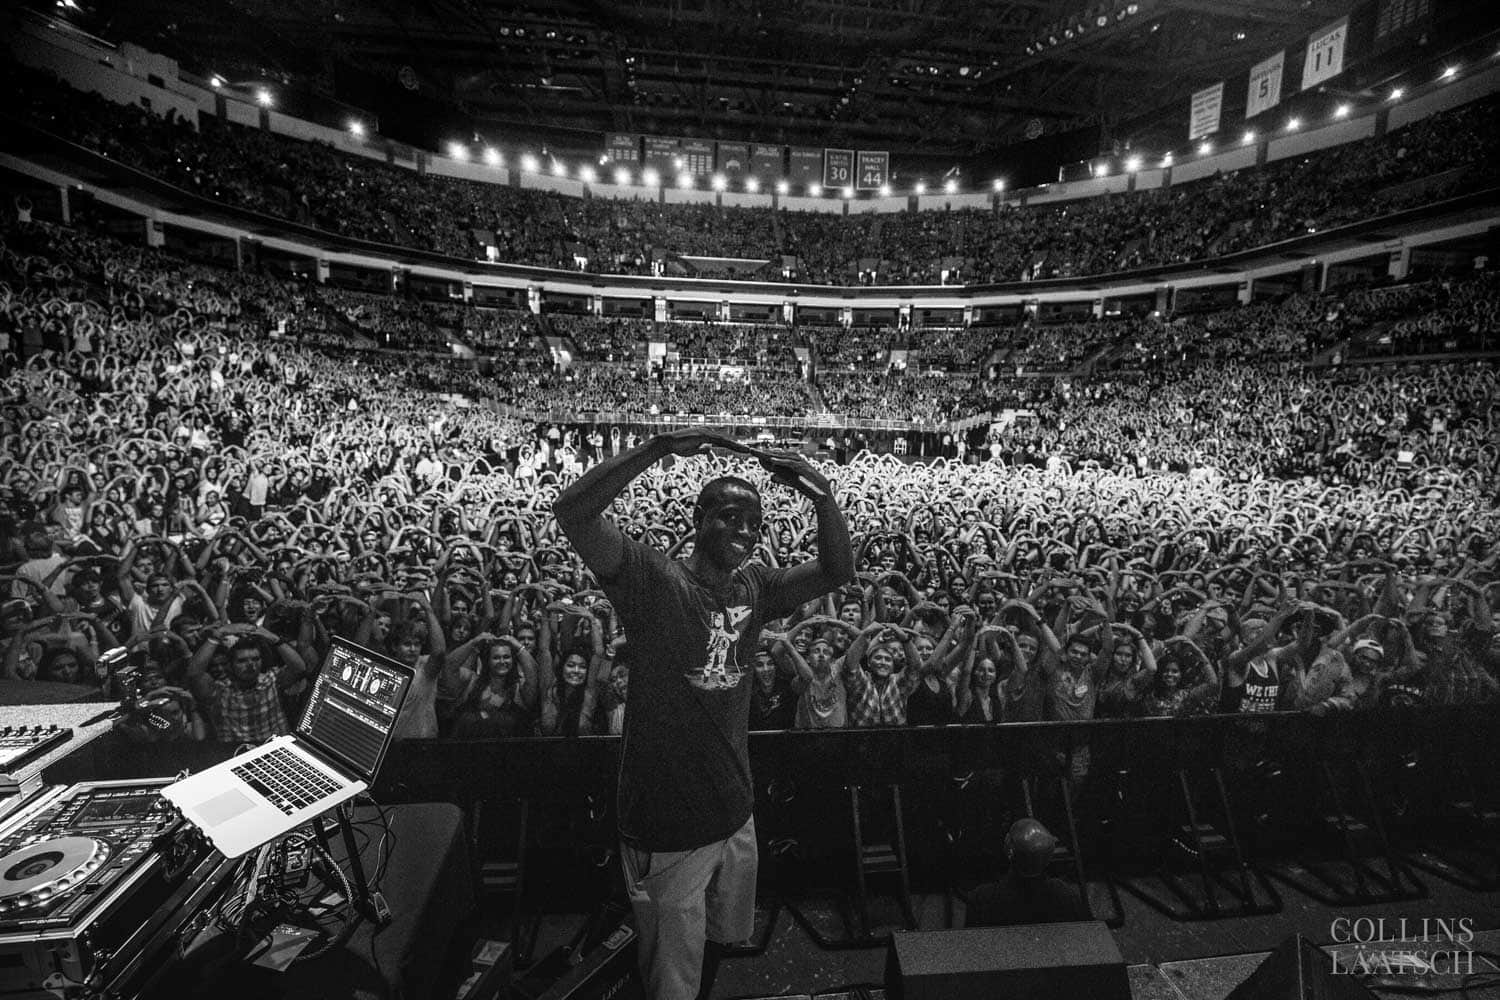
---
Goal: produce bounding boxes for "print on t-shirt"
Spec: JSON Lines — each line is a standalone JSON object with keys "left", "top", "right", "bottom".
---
{"left": 1241, "top": 656, "right": 1281, "bottom": 712}
{"left": 694, "top": 605, "right": 751, "bottom": 690}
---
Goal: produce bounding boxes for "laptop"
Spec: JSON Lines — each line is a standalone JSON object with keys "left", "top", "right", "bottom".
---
{"left": 163, "top": 637, "right": 414, "bottom": 858}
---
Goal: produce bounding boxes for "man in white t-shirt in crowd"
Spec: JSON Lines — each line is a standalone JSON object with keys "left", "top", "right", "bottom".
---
{"left": 12, "top": 523, "right": 67, "bottom": 602}
{"left": 116, "top": 540, "right": 198, "bottom": 637}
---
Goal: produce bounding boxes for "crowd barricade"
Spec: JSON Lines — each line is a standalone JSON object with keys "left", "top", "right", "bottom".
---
{"left": 43, "top": 709, "right": 1499, "bottom": 928}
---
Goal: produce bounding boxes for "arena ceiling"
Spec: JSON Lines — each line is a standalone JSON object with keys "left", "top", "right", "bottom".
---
{"left": 59, "top": 0, "right": 1395, "bottom": 155}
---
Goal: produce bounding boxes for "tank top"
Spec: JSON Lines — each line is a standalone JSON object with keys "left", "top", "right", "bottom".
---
{"left": 906, "top": 677, "right": 955, "bottom": 726}
{"left": 1237, "top": 655, "right": 1282, "bottom": 713}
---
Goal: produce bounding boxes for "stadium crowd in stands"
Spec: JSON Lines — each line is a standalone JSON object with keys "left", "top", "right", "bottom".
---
{"left": 10, "top": 61, "right": 1499, "bottom": 285}
{"left": 3, "top": 199, "right": 1497, "bottom": 750}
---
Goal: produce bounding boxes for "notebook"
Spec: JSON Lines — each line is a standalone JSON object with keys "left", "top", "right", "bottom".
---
{"left": 163, "top": 637, "right": 413, "bottom": 858}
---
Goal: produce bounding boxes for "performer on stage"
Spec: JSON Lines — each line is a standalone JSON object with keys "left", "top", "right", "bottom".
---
{"left": 555, "top": 430, "right": 853, "bottom": 1000}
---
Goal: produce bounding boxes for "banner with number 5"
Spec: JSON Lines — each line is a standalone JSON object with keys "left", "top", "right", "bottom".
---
{"left": 1246, "top": 50, "right": 1284, "bottom": 119}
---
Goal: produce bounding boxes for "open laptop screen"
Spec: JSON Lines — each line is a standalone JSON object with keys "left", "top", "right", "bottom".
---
{"left": 297, "top": 639, "right": 413, "bottom": 781}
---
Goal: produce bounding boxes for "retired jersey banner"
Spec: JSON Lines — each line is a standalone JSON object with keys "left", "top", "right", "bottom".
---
{"left": 715, "top": 142, "right": 750, "bottom": 176}
{"left": 1301, "top": 17, "right": 1349, "bottom": 91}
{"left": 1245, "top": 51, "right": 1285, "bottom": 119}
{"left": 642, "top": 136, "right": 681, "bottom": 172}
{"left": 604, "top": 133, "right": 641, "bottom": 164}
{"left": 750, "top": 144, "right": 784, "bottom": 177}
{"left": 855, "top": 150, "right": 889, "bottom": 190}
{"left": 823, "top": 148, "right": 855, "bottom": 189}
{"left": 1188, "top": 82, "right": 1224, "bottom": 141}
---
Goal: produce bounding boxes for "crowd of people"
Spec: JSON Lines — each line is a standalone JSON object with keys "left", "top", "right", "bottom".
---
{"left": 3, "top": 194, "right": 1497, "bottom": 754}
{"left": 549, "top": 315, "right": 797, "bottom": 368}
{"left": 12, "top": 60, "right": 1499, "bottom": 286}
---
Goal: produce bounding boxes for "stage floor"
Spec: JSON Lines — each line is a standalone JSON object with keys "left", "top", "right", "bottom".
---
{"left": 478, "top": 871, "right": 1500, "bottom": 999}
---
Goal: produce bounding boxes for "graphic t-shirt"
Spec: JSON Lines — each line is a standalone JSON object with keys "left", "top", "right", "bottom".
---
{"left": 795, "top": 673, "right": 847, "bottom": 728}
{"left": 603, "top": 539, "right": 796, "bottom": 852}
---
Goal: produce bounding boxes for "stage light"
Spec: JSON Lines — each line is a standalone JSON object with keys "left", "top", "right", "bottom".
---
{"left": 1334, "top": 103, "right": 1351, "bottom": 119}
{"left": 879, "top": 183, "right": 891, "bottom": 196}
{"left": 677, "top": 172, "right": 693, "bottom": 189}
{"left": 1286, "top": 117, "right": 1301, "bottom": 131}
{"left": 641, "top": 167, "right": 660, "bottom": 186}
{"left": 613, "top": 166, "right": 630, "bottom": 185}
{"left": 347, "top": 120, "right": 365, "bottom": 137}
{"left": 448, "top": 141, "right": 468, "bottom": 160}
{"left": 255, "top": 89, "right": 273, "bottom": 107}
{"left": 578, "top": 165, "right": 596, "bottom": 183}
{"left": 1197, "top": 140, "right": 1212, "bottom": 155}
{"left": 914, "top": 180, "right": 927, "bottom": 194}
{"left": 944, "top": 178, "right": 958, "bottom": 193}
{"left": 1242, "top": 130, "right": 1257, "bottom": 144}
{"left": 521, "top": 153, "right": 539, "bottom": 172}
{"left": 484, "top": 147, "right": 502, "bottom": 166}
{"left": 1389, "top": 87, "right": 1404, "bottom": 101}
{"left": 775, "top": 179, "right": 789, "bottom": 195}
{"left": 1124, "top": 156, "right": 1142, "bottom": 172}
{"left": 746, "top": 176, "right": 761, "bottom": 193}
{"left": 808, "top": 183, "right": 822, "bottom": 196}
{"left": 711, "top": 174, "right": 727, "bottom": 191}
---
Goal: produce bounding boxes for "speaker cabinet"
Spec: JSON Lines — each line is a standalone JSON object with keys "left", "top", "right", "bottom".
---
{"left": 885, "top": 921, "right": 1129, "bottom": 1000}
{"left": 1227, "top": 935, "right": 1376, "bottom": 1000}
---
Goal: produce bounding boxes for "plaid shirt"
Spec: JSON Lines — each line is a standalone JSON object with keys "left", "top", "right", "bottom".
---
{"left": 843, "top": 663, "right": 922, "bottom": 727}
{"left": 212, "top": 672, "right": 288, "bottom": 743}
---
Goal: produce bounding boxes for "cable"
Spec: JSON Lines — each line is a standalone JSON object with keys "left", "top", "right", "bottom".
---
{"left": 294, "top": 839, "right": 354, "bottom": 963}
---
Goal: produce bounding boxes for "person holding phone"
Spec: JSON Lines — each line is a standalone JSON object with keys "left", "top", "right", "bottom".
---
{"left": 554, "top": 429, "right": 852, "bottom": 1000}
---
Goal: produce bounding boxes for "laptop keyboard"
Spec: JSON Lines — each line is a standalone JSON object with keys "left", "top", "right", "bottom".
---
{"left": 232, "top": 747, "right": 343, "bottom": 815}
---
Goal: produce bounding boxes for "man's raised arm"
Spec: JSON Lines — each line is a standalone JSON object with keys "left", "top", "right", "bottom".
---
{"left": 553, "top": 430, "right": 730, "bottom": 579}
{"left": 756, "top": 451, "right": 855, "bottom": 606}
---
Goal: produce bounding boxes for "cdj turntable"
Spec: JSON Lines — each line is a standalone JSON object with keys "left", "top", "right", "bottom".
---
{"left": 0, "top": 779, "right": 225, "bottom": 998}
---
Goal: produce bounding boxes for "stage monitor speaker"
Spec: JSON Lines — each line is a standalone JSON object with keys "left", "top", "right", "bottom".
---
{"left": 1226, "top": 935, "right": 1376, "bottom": 1000}
{"left": 514, "top": 919, "right": 642, "bottom": 1000}
{"left": 884, "top": 921, "right": 1128, "bottom": 1000}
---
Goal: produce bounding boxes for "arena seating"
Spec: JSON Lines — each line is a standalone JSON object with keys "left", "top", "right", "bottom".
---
{"left": 9, "top": 60, "right": 1500, "bottom": 285}
{"left": 3, "top": 192, "right": 1496, "bottom": 746}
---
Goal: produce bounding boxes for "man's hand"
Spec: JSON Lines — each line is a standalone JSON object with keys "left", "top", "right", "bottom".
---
{"left": 657, "top": 429, "right": 738, "bottom": 458}
{"left": 756, "top": 450, "right": 832, "bottom": 503}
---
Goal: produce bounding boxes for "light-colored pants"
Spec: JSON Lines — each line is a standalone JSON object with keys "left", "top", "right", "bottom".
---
{"left": 620, "top": 816, "right": 757, "bottom": 1000}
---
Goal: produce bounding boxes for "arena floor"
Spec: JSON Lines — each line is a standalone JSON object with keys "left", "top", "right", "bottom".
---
{"left": 480, "top": 870, "right": 1500, "bottom": 998}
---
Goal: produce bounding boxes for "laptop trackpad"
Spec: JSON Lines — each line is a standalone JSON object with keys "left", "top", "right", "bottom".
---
{"left": 198, "top": 788, "right": 258, "bottom": 825}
